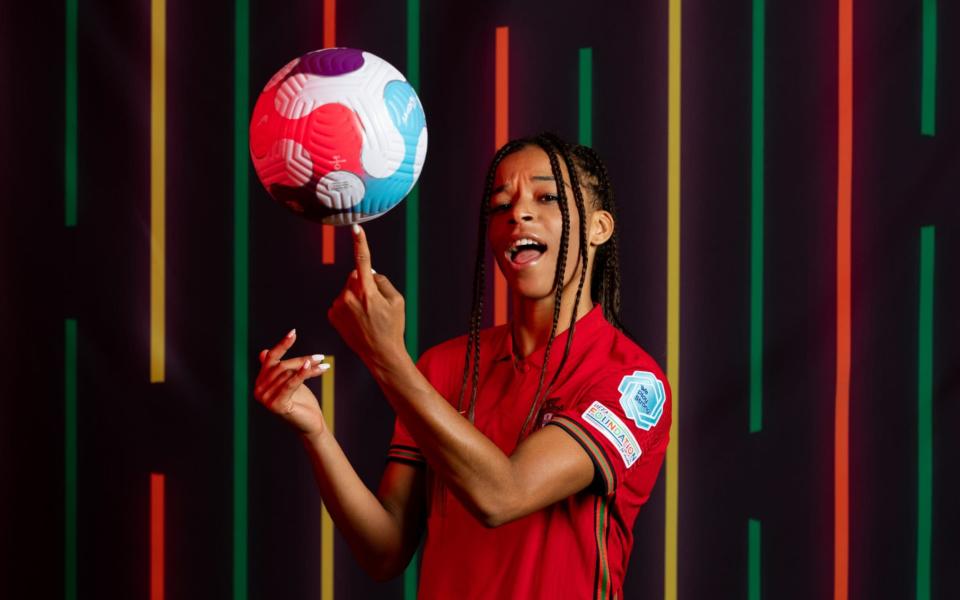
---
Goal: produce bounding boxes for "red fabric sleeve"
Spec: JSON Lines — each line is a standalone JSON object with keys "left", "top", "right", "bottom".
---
{"left": 547, "top": 366, "right": 671, "bottom": 496}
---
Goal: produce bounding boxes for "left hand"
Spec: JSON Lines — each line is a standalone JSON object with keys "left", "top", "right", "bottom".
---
{"left": 328, "top": 224, "right": 407, "bottom": 370}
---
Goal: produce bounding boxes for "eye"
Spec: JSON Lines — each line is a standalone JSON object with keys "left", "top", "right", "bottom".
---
{"left": 489, "top": 201, "right": 511, "bottom": 213}
{"left": 539, "top": 194, "right": 560, "bottom": 203}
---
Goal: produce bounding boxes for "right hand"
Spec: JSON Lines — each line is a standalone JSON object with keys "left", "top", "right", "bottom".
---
{"left": 254, "top": 329, "right": 331, "bottom": 437}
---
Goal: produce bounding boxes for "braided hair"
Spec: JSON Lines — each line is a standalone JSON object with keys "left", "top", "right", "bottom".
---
{"left": 457, "top": 133, "right": 630, "bottom": 441}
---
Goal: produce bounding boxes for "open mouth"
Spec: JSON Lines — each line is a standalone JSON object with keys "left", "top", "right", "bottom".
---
{"left": 505, "top": 238, "right": 548, "bottom": 266}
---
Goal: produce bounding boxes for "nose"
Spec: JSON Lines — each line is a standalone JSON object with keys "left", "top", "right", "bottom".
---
{"left": 507, "top": 193, "right": 536, "bottom": 224}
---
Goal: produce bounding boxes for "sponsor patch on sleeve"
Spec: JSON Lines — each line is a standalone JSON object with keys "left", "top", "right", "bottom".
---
{"left": 618, "top": 371, "right": 666, "bottom": 430}
{"left": 581, "top": 401, "right": 641, "bottom": 468}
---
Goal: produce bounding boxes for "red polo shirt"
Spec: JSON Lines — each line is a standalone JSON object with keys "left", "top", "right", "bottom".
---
{"left": 387, "top": 305, "right": 671, "bottom": 600}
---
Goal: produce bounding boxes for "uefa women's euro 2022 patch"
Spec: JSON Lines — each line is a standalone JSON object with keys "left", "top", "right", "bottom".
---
{"left": 582, "top": 401, "right": 641, "bottom": 468}
{"left": 618, "top": 371, "right": 666, "bottom": 430}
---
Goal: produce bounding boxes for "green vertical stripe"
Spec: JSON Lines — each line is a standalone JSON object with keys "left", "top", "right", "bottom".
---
{"left": 65, "top": 0, "right": 78, "bottom": 227}
{"left": 749, "top": 0, "right": 765, "bottom": 433}
{"left": 916, "top": 226, "right": 934, "bottom": 600}
{"left": 65, "top": 319, "right": 77, "bottom": 600}
{"left": 578, "top": 47, "right": 592, "bottom": 147}
{"left": 920, "top": 0, "right": 937, "bottom": 136}
{"left": 233, "top": 0, "right": 249, "bottom": 598}
{"left": 403, "top": 1, "right": 421, "bottom": 598}
{"left": 748, "top": 519, "right": 761, "bottom": 600}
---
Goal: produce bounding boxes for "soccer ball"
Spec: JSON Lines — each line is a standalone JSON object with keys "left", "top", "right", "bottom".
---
{"left": 249, "top": 48, "right": 427, "bottom": 225}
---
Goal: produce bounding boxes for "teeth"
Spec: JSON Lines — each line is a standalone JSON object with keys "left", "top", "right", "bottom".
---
{"left": 508, "top": 238, "right": 539, "bottom": 252}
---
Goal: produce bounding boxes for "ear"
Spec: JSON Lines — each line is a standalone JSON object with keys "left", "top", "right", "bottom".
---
{"left": 588, "top": 209, "right": 614, "bottom": 247}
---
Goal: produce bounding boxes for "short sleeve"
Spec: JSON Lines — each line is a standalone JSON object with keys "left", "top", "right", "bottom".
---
{"left": 386, "top": 416, "right": 426, "bottom": 466}
{"left": 384, "top": 341, "right": 462, "bottom": 467}
{"left": 546, "top": 367, "right": 671, "bottom": 496}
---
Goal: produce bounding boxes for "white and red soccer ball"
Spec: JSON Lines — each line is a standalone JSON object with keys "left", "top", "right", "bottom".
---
{"left": 249, "top": 48, "right": 427, "bottom": 225}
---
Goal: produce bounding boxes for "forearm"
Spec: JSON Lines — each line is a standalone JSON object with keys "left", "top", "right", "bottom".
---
{"left": 370, "top": 353, "right": 522, "bottom": 524}
{"left": 301, "top": 429, "right": 416, "bottom": 579}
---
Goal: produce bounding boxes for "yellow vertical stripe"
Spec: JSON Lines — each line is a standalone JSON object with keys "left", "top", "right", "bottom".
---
{"left": 321, "top": 356, "right": 335, "bottom": 600}
{"left": 150, "top": 0, "right": 166, "bottom": 382}
{"left": 664, "top": 0, "right": 681, "bottom": 598}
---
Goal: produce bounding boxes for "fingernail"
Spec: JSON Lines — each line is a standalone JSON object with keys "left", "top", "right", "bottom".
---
{"left": 317, "top": 363, "right": 331, "bottom": 371}
{"left": 287, "top": 328, "right": 296, "bottom": 338}
{"left": 352, "top": 223, "right": 360, "bottom": 235}
{"left": 311, "top": 354, "right": 325, "bottom": 362}
{"left": 302, "top": 359, "right": 311, "bottom": 370}
{"left": 371, "top": 269, "right": 377, "bottom": 274}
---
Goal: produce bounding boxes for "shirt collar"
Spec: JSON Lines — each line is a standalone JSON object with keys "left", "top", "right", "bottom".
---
{"left": 493, "top": 304, "right": 607, "bottom": 369}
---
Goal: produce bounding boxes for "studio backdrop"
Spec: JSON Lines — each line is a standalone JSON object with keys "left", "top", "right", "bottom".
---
{"left": 1, "top": 0, "right": 957, "bottom": 598}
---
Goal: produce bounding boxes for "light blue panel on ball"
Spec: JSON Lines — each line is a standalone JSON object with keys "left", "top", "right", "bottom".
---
{"left": 360, "top": 80, "right": 427, "bottom": 215}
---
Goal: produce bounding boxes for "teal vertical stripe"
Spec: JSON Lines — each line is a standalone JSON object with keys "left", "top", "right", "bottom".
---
{"left": 916, "top": 226, "right": 934, "bottom": 600}
{"left": 578, "top": 47, "right": 592, "bottom": 147}
{"left": 403, "top": 1, "right": 421, "bottom": 598}
{"left": 748, "top": 519, "right": 761, "bottom": 600}
{"left": 920, "top": 0, "right": 937, "bottom": 136}
{"left": 65, "top": 0, "right": 78, "bottom": 227}
{"left": 233, "top": 0, "right": 249, "bottom": 598}
{"left": 65, "top": 319, "right": 78, "bottom": 600}
{"left": 749, "top": 0, "right": 765, "bottom": 433}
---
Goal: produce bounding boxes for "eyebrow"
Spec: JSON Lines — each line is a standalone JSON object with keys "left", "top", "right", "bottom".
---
{"left": 491, "top": 176, "right": 572, "bottom": 194}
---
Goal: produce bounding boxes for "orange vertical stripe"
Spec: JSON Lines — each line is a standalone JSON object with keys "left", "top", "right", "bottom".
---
{"left": 321, "top": 0, "right": 337, "bottom": 264}
{"left": 494, "top": 26, "right": 509, "bottom": 325}
{"left": 835, "top": 1, "right": 852, "bottom": 599}
{"left": 150, "top": 473, "right": 165, "bottom": 600}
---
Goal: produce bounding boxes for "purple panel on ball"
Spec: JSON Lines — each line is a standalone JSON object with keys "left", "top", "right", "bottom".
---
{"left": 295, "top": 48, "right": 365, "bottom": 77}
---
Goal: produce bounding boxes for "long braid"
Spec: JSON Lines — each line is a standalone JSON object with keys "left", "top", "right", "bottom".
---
{"left": 517, "top": 135, "right": 572, "bottom": 439}
{"left": 459, "top": 139, "right": 526, "bottom": 421}
{"left": 542, "top": 134, "right": 590, "bottom": 393}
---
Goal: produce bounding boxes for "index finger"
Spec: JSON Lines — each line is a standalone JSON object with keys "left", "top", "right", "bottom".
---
{"left": 265, "top": 328, "right": 297, "bottom": 366}
{"left": 352, "top": 223, "right": 375, "bottom": 291}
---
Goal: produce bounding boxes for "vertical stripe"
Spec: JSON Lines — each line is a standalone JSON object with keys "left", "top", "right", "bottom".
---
{"left": 321, "top": 356, "right": 336, "bottom": 600}
{"left": 748, "top": 519, "right": 761, "bottom": 600}
{"left": 920, "top": 0, "right": 937, "bottom": 136}
{"left": 749, "top": 0, "right": 764, "bottom": 433}
{"left": 664, "top": 0, "right": 681, "bottom": 598}
{"left": 578, "top": 47, "right": 592, "bottom": 147}
{"left": 916, "top": 226, "right": 934, "bottom": 600}
{"left": 404, "top": 0, "right": 421, "bottom": 362}
{"left": 65, "top": 319, "right": 78, "bottom": 600}
{"left": 494, "top": 26, "right": 509, "bottom": 326}
{"left": 150, "top": 473, "right": 165, "bottom": 600}
{"left": 65, "top": 0, "right": 78, "bottom": 227}
{"left": 150, "top": 0, "right": 166, "bottom": 383}
{"left": 321, "top": 0, "right": 337, "bottom": 264}
{"left": 834, "top": 1, "right": 853, "bottom": 598}
{"left": 232, "top": 0, "right": 250, "bottom": 597}
{"left": 593, "top": 496, "right": 611, "bottom": 600}
{"left": 404, "top": 2, "right": 422, "bottom": 596}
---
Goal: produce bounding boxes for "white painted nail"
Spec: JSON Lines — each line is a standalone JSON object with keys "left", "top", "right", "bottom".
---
{"left": 371, "top": 269, "right": 377, "bottom": 274}
{"left": 311, "top": 354, "right": 325, "bottom": 362}
{"left": 352, "top": 223, "right": 360, "bottom": 235}
{"left": 317, "top": 363, "right": 331, "bottom": 371}
{"left": 287, "top": 328, "right": 296, "bottom": 338}
{"left": 302, "top": 359, "right": 311, "bottom": 370}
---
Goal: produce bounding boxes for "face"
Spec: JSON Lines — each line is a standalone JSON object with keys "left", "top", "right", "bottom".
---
{"left": 487, "top": 145, "right": 612, "bottom": 302}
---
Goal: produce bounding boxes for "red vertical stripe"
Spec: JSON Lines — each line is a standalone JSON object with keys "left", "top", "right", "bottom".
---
{"left": 835, "top": 0, "right": 852, "bottom": 599}
{"left": 150, "top": 473, "right": 165, "bottom": 600}
{"left": 321, "top": 0, "right": 337, "bottom": 264}
{"left": 494, "top": 26, "right": 509, "bottom": 325}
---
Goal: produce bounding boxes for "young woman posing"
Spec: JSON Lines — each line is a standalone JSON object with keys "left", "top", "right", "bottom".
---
{"left": 254, "top": 133, "right": 671, "bottom": 599}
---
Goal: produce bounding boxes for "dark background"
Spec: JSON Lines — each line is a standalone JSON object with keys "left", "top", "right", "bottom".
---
{"left": 2, "top": 0, "right": 958, "bottom": 598}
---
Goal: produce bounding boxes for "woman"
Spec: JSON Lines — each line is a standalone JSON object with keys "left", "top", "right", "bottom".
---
{"left": 254, "top": 133, "right": 671, "bottom": 599}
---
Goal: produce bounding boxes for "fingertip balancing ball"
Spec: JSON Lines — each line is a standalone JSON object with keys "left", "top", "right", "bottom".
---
{"left": 249, "top": 48, "right": 427, "bottom": 225}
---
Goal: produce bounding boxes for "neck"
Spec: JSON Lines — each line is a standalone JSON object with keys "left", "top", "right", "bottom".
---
{"left": 510, "top": 277, "right": 594, "bottom": 359}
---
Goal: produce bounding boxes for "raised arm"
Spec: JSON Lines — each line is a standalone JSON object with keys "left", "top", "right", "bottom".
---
{"left": 254, "top": 332, "right": 426, "bottom": 580}
{"left": 328, "top": 226, "right": 595, "bottom": 527}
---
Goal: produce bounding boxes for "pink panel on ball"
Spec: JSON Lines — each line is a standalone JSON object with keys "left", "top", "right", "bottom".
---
{"left": 301, "top": 103, "right": 364, "bottom": 179}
